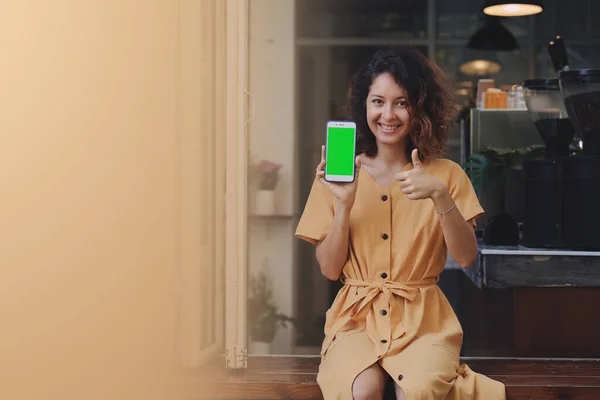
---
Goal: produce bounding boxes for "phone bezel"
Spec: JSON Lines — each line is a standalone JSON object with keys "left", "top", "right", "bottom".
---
{"left": 324, "top": 120, "right": 357, "bottom": 183}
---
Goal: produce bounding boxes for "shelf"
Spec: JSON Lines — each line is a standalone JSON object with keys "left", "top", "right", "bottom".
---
{"left": 249, "top": 214, "right": 296, "bottom": 220}
{"left": 296, "top": 37, "right": 436, "bottom": 47}
{"left": 464, "top": 245, "right": 600, "bottom": 289}
{"left": 480, "top": 246, "right": 600, "bottom": 257}
{"left": 475, "top": 109, "right": 529, "bottom": 113}
{"left": 296, "top": 37, "right": 600, "bottom": 48}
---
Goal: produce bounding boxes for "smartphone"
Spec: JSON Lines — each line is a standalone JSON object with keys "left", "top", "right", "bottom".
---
{"left": 325, "top": 121, "right": 357, "bottom": 183}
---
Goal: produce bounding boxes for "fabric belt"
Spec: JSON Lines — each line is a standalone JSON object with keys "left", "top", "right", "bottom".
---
{"left": 321, "top": 276, "right": 438, "bottom": 355}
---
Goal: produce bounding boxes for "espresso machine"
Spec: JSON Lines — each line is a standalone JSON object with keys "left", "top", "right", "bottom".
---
{"left": 521, "top": 78, "right": 575, "bottom": 247}
{"left": 558, "top": 68, "right": 600, "bottom": 249}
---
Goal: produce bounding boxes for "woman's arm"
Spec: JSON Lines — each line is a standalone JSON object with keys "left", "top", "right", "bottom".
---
{"left": 431, "top": 188, "right": 477, "bottom": 268}
{"left": 396, "top": 150, "right": 478, "bottom": 268}
{"left": 312, "top": 147, "right": 361, "bottom": 281}
{"left": 316, "top": 200, "right": 352, "bottom": 281}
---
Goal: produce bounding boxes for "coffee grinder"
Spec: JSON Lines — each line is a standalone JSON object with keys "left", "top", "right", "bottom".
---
{"left": 558, "top": 69, "right": 600, "bottom": 249}
{"left": 521, "top": 79, "right": 575, "bottom": 247}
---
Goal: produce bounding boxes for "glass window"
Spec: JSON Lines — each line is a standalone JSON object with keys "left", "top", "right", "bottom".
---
{"left": 297, "top": 0, "right": 428, "bottom": 41}
{"left": 534, "top": 0, "right": 600, "bottom": 40}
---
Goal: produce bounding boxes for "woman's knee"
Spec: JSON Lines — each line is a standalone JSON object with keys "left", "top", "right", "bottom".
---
{"left": 394, "top": 385, "right": 407, "bottom": 400}
{"left": 394, "top": 374, "right": 446, "bottom": 400}
{"left": 352, "top": 364, "right": 387, "bottom": 400}
{"left": 352, "top": 379, "right": 386, "bottom": 400}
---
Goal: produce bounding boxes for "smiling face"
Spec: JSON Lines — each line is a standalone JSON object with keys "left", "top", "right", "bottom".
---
{"left": 365, "top": 72, "right": 411, "bottom": 149}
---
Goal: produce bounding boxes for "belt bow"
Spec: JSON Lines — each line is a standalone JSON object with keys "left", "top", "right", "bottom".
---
{"left": 321, "top": 276, "right": 437, "bottom": 355}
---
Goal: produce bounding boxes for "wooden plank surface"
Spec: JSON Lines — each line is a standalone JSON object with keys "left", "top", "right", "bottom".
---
{"left": 200, "top": 356, "right": 600, "bottom": 400}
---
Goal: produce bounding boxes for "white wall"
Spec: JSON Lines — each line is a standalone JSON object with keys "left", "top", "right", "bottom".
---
{"left": 248, "top": 0, "right": 296, "bottom": 353}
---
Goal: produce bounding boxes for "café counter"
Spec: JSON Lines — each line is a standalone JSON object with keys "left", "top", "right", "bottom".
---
{"left": 456, "top": 245, "right": 600, "bottom": 358}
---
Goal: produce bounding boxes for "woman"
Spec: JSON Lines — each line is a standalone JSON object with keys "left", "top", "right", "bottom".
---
{"left": 295, "top": 47, "right": 506, "bottom": 400}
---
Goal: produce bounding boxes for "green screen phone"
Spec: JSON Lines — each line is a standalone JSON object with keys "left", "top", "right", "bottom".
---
{"left": 325, "top": 121, "right": 357, "bottom": 183}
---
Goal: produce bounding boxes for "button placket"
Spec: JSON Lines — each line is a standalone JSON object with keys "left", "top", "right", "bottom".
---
{"left": 377, "top": 189, "right": 391, "bottom": 282}
{"left": 375, "top": 295, "right": 392, "bottom": 354}
{"left": 375, "top": 188, "right": 392, "bottom": 356}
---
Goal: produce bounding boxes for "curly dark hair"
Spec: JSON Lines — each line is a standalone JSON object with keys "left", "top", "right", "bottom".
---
{"left": 346, "top": 47, "right": 456, "bottom": 162}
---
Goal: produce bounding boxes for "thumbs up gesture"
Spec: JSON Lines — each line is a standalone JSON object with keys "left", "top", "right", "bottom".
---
{"left": 395, "top": 149, "right": 445, "bottom": 200}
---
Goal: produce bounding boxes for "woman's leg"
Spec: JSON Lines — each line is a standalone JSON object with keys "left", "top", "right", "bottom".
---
{"left": 394, "top": 383, "right": 407, "bottom": 400}
{"left": 351, "top": 363, "right": 388, "bottom": 400}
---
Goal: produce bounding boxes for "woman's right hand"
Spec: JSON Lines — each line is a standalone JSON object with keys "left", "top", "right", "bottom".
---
{"left": 316, "top": 145, "right": 361, "bottom": 208}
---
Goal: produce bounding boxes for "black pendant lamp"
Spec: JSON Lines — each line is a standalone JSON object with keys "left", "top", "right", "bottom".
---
{"left": 467, "top": 16, "right": 519, "bottom": 51}
{"left": 483, "top": 0, "right": 543, "bottom": 17}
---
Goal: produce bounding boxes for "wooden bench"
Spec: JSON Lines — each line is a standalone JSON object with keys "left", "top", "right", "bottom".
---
{"left": 203, "top": 356, "right": 600, "bottom": 400}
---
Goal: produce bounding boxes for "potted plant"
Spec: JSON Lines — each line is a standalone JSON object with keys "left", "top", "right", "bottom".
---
{"left": 247, "top": 266, "right": 294, "bottom": 353}
{"left": 463, "top": 145, "right": 546, "bottom": 191}
{"left": 251, "top": 159, "right": 282, "bottom": 216}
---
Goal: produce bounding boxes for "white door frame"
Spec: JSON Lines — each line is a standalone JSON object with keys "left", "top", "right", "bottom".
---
{"left": 224, "top": 0, "right": 249, "bottom": 370}
{"left": 177, "top": 0, "right": 233, "bottom": 369}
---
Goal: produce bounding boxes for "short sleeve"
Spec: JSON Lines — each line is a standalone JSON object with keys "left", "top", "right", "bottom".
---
{"left": 295, "top": 178, "right": 335, "bottom": 246}
{"left": 448, "top": 162, "right": 485, "bottom": 227}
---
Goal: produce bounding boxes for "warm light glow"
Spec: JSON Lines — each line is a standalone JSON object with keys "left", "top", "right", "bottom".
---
{"left": 484, "top": 3, "right": 543, "bottom": 17}
{"left": 459, "top": 59, "right": 502, "bottom": 76}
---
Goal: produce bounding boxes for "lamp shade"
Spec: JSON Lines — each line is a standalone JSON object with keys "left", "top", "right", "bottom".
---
{"left": 459, "top": 50, "right": 502, "bottom": 76}
{"left": 467, "top": 17, "right": 519, "bottom": 51}
{"left": 483, "top": 0, "right": 543, "bottom": 17}
{"left": 460, "top": 59, "right": 502, "bottom": 76}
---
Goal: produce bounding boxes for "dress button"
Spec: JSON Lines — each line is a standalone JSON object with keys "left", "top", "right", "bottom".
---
{"left": 380, "top": 272, "right": 388, "bottom": 279}
{"left": 381, "top": 339, "right": 387, "bottom": 343}
{"left": 380, "top": 310, "right": 387, "bottom": 316}
{"left": 382, "top": 233, "right": 389, "bottom": 240}
{"left": 381, "top": 195, "right": 388, "bottom": 201}
{"left": 398, "top": 374, "right": 403, "bottom": 381}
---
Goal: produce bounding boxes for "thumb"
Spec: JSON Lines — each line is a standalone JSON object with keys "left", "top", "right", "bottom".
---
{"left": 411, "top": 149, "right": 422, "bottom": 169}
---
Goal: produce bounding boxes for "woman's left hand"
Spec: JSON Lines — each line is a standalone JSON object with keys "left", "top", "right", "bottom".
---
{"left": 395, "top": 149, "right": 446, "bottom": 200}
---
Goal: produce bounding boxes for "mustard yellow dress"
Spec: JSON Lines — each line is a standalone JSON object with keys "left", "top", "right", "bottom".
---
{"left": 295, "top": 158, "right": 506, "bottom": 400}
